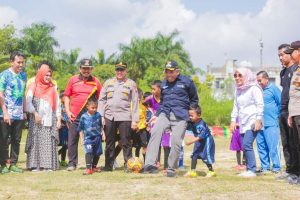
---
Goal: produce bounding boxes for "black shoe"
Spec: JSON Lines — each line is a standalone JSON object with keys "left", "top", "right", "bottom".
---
{"left": 294, "top": 177, "right": 300, "bottom": 185}
{"left": 288, "top": 174, "right": 299, "bottom": 184}
{"left": 141, "top": 165, "right": 159, "bottom": 174}
{"left": 276, "top": 171, "right": 290, "bottom": 181}
{"left": 101, "top": 166, "right": 113, "bottom": 172}
{"left": 166, "top": 168, "right": 176, "bottom": 177}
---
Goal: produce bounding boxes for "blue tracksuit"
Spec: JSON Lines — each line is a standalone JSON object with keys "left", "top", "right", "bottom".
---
{"left": 188, "top": 120, "right": 215, "bottom": 164}
{"left": 156, "top": 74, "right": 199, "bottom": 121}
{"left": 257, "top": 83, "right": 281, "bottom": 171}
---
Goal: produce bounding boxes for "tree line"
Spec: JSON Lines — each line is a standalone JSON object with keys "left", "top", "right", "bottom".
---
{"left": 0, "top": 22, "right": 232, "bottom": 126}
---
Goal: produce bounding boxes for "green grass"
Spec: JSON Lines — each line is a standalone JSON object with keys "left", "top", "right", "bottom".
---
{"left": 0, "top": 132, "right": 299, "bottom": 200}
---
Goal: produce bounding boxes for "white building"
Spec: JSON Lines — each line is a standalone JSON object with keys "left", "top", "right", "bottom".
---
{"left": 207, "top": 59, "right": 282, "bottom": 99}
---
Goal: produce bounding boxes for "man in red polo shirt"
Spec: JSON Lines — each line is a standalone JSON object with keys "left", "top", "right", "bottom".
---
{"left": 64, "top": 59, "right": 102, "bottom": 171}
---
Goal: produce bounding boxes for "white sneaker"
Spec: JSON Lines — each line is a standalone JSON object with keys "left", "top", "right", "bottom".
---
{"left": 113, "top": 160, "right": 120, "bottom": 170}
{"left": 238, "top": 170, "right": 256, "bottom": 178}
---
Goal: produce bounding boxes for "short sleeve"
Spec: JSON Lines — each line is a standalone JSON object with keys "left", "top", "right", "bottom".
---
{"left": 95, "top": 78, "right": 102, "bottom": 99}
{"left": 64, "top": 77, "right": 74, "bottom": 97}
{"left": 196, "top": 125, "right": 209, "bottom": 140}
{"left": 0, "top": 72, "right": 7, "bottom": 92}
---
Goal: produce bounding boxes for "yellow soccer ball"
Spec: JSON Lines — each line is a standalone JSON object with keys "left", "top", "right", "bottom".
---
{"left": 127, "top": 157, "right": 143, "bottom": 173}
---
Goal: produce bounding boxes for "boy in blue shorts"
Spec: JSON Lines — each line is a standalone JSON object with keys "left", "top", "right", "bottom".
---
{"left": 78, "top": 98, "right": 105, "bottom": 175}
{"left": 184, "top": 104, "right": 216, "bottom": 178}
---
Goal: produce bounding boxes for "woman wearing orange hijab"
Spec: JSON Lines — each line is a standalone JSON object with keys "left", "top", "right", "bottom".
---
{"left": 25, "top": 61, "right": 61, "bottom": 171}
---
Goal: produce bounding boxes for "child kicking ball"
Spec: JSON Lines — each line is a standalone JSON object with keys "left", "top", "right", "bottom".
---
{"left": 184, "top": 105, "right": 216, "bottom": 178}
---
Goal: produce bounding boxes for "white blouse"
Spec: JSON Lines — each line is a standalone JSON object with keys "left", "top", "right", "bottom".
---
{"left": 231, "top": 85, "right": 264, "bottom": 133}
{"left": 26, "top": 86, "right": 61, "bottom": 127}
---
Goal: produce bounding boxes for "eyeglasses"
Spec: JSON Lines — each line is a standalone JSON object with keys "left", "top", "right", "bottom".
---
{"left": 234, "top": 73, "right": 242, "bottom": 78}
{"left": 115, "top": 68, "right": 125, "bottom": 72}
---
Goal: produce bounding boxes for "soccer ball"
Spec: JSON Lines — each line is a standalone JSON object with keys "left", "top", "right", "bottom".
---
{"left": 127, "top": 157, "right": 143, "bottom": 173}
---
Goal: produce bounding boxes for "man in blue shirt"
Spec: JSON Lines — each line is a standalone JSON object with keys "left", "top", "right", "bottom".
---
{"left": 256, "top": 71, "right": 281, "bottom": 173}
{"left": 0, "top": 51, "right": 27, "bottom": 174}
{"left": 143, "top": 60, "right": 199, "bottom": 177}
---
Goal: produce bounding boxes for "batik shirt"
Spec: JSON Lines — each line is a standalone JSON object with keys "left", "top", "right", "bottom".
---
{"left": 78, "top": 111, "right": 102, "bottom": 140}
{"left": 0, "top": 69, "right": 26, "bottom": 120}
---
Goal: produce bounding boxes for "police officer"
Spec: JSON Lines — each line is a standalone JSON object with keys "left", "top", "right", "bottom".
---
{"left": 144, "top": 60, "right": 199, "bottom": 177}
{"left": 284, "top": 41, "right": 300, "bottom": 184}
{"left": 98, "top": 62, "right": 139, "bottom": 172}
{"left": 276, "top": 44, "right": 299, "bottom": 180}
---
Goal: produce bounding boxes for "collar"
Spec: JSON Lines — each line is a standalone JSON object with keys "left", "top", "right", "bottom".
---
{"left": 291, "top": 64, "right": 299, "bottom": 72}
{"left": 194, "top": 118, "right": 203, "bottom": 126}
{"left": 264, "top": 82, "right": 271, "bottom": 90}
{"left": 166, "top": 74, "right": 181, "bottom": 84}
{"left": 114, "top": 77, "right": 128, "bottom": 83}
{"left": 79, "top": 74, "right": 93, "bottom": 81}
{"left": 9, "top": 68, "right": 19, "bottom": 75}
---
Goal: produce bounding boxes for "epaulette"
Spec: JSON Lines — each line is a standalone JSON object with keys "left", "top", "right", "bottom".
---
{"left": 105, "top": 78, "right": 115, "bottom": 87}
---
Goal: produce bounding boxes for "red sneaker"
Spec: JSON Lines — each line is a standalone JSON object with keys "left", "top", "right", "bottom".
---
{"left": 235, "top": 165, "right": 246, "bottom": 171}
{"left": 83, "top": 169, "right": 93, "bottom": 175}
{"left": 92, "top": 167, "right": 101, "bottom": 173}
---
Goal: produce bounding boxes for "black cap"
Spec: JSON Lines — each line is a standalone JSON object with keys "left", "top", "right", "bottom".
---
{"left": 165, "top": 60, "right": 179, "bottom": 71}
{"left": 80, "top": 59, "right": 93, "bottom": 67}
{"left": 284, "top": 41, "right": 300, "bottom": 54}
{"left": 115, "top": 62, "right": 127, "bottom": 70}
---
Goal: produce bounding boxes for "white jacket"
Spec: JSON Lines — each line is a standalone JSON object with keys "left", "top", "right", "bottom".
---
{"left": 231, "top": 85, "right": 264, "bottom": 133}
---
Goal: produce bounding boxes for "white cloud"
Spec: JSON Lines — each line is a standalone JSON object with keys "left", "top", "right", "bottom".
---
{"left": 0, "top": 6, "right": 18, "bottom": 26}
{"left": 1, "top": 0, "right": 300, "bottom": 70}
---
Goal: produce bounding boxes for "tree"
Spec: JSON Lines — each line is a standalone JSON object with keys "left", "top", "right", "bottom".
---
{"left": 19, "top": 22, "right": 59, "bottom": 61}
{"left": 193, "top": 75, "right": 233, "bottom": 126}
{"left": 92, "top": 64, "right": 115, "bottom": 84}
{"left": 90, "top": 49, "right": 117, "bottom": 65}
{"left": 55, "top": 48, "right": 81, "bottom": 74}
{"left": 0, "top": 24, "right": 18, "bottom": 55}
{"left": 0, "top": 24, "right": 18, "bottom": 72}
{"left": 118, "top": 30, "right": 195, "bottom": 91}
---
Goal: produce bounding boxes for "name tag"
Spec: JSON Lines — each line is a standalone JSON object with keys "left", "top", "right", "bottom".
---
{"left": 177, "top": 84, "right": 185, "bottom": 88}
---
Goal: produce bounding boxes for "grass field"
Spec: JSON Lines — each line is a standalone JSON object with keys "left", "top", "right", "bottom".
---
{"left": 0, "top": 132, "right": 299, "bottom": 200}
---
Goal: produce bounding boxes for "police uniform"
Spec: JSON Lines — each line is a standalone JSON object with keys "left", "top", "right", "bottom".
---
{"left": 282, "top": 43, "right": 300, "bottom": 177}
{"left": 98, "top": 62, "right": 139, "bottom": 170}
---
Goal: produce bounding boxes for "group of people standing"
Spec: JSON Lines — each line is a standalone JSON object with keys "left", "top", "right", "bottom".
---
{"left": 0, "top": 52, "right": 206, "bottom": 177}
{"left": 229, "top": 41, "right": 300, "bottom": 185}
{"left": 1, "top": 40, "right": 300, "bottom": 182}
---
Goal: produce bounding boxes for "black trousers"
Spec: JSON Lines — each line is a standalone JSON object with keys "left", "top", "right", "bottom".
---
{"left": 0, "top": 119, "right": 24, "bottom": 166}
{"left": 279, "top": 113, "right": 298, "bottom": 174}
{"left": 67, "top": 117, "right": 80, "bottom": 167}
{"left": 291, "top": 115, "right": 300, "bottom": 175}
{"left": 104, "top": 118, "right": 132, "bottom": 169}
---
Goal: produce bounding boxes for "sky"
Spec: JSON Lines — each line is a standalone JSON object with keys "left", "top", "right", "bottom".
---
{"left": 0, "top": 0, "right": 299, "bottom": 70}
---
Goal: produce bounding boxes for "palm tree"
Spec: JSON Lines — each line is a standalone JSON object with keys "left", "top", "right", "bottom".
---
{"left": 55, "top": 48, "right": 81, "bottom": 74}
{"left": 118, "top": 30, "right": 195, "bottom": 82}
{"left": 90, "top": 49, "right": 117, "bottom": 66}
{"left": 19, "top": 22, "right": 59, "bottom": 61}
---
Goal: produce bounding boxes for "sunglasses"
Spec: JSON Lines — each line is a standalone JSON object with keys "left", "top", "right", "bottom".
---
{"left": 233, "top": 73, "right": 242, "bottom": 78}
{"left": 115, "top": 68, "right": 125, "bottom": 72}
